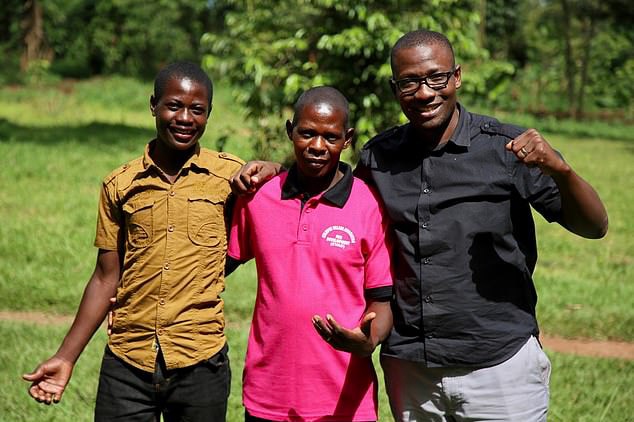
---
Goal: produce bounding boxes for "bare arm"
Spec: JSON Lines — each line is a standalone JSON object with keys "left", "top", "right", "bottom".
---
{"left": 312, "top": 300, "right": 393, "bottom": 357}
{"left": 506, "top": 129, "right": 608, "bottom": 238}
{"left": 22, "top": 249, "right": 120, "bottom": 404}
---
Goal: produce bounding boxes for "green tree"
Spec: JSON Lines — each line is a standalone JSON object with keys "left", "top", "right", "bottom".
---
{"left": 202, "top": 0, "right": 488, "bottom": 161}
{"left": 514, "top": 0, "right": 633, "bottom": 118}
{"left": 0, "top": 0, "right": 215, "bottom": 80}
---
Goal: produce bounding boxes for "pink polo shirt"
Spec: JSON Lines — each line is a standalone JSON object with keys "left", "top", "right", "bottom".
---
{"left": 228, "top": 164, "right": 393, "bottom": 421}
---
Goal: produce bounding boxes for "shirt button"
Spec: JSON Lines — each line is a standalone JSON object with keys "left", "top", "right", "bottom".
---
{"left": 169, "top": 191, "right": 175, "bottom": 197}
{"left": 424, "top": 295, "right": 432, "bottom": 303}
{"left": 302, "top": 225, "right": 308, "bottom": 231}
{"left": 425, "top": 334, "right": 434, "bottom": 339}
{"left": 423, "top": 257, "right": 431, "bottom": 265}
{"left": 158, "top": 329, "right": 164, "bottom": 336}
{"left": 164, "top": 263, "right": 170, "bottom": 270}
{"left": 168, "top": 225, "right": 174, "bottom": 232}
{"left": 423, "top": 188, "right": 430, "bottom": 194}
{"left": 159, "top": 299, "right": 165, "bottom": 305}
{"left": 305, "top": 208, "right": 312, "bottom": 213}
{"left": 422, "top": 222, "right": 429, "bottom": 228}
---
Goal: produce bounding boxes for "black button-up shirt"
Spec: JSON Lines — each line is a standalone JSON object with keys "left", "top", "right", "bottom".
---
{"left": 357, "top": 104, "right": 563, "bottom": 367}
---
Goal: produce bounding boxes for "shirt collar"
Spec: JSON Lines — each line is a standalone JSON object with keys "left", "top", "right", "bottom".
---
{"left": 281, "top": 162, "right": 353, "bottom": 208}
{"left": 402, "top": 103, "right": 470, "bottom": 152}
{"left": 445, "top": 103, "right": 470, "bottom": 148}
{"left": 142, "top": 140, "right": 206, "bottom": 172}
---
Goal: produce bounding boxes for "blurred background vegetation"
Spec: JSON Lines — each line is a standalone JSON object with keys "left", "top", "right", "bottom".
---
{"left": 1, "top": 0, "right": 632, "bottom": 162}
{"left": 1, "top": 2, "right": 632, "bottom": 420}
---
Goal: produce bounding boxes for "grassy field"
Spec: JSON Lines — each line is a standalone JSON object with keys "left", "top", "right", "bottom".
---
{"left": 1, "top": 77, "right": 633, "bottom": 421}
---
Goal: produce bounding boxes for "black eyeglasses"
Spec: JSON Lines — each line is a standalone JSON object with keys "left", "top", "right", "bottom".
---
{"left": 391, "top": 68, "right": 456, "bottom": 95}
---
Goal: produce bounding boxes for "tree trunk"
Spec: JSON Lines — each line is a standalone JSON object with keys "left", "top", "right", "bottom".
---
{"left": 20, "top": 0, "right": 51, "bottom": 71}
{"left": 559, "top": 0, "right": 576, "bottom": 117}
{"left": 478, "top": 0, "right": 487, "bottom": 49}
{"left": 576, "top": 15, "right": 596, "bottom": 120}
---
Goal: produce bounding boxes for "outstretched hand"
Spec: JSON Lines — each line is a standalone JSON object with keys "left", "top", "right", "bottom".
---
{"left": 22, "top": 357, "right": 74, "bottom": 405}
{"left": 312, "top": 312, "right": 377, "bottom": 357}
{"left": 505, "top": 128, "right": 569, "bottom": 176}
{"left": 230, "top": 161, "right": 282, "bottom": 195}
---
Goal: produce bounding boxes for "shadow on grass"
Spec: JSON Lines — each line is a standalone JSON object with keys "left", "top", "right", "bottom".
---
{"left": 0, "top": 118, "right": 154, "bottom": 151}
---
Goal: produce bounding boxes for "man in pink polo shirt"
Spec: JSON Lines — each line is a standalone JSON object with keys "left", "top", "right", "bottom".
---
{"left": 226, "top": 86, "right": 394, "bottom": 421}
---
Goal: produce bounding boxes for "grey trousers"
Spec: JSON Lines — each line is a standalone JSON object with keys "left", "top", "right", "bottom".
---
{"left": 381, "top": 336, "right": 551, "bottom": 422}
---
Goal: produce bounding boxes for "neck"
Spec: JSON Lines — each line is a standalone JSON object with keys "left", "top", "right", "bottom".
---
{"left": 150, "top": 142, "right": 196, "bottom": 178}
{"left": 298, "top": 165, "right": 343, "bottom": 197}
{"left": 414, "top": 106, "right": 460, "bottom": 150}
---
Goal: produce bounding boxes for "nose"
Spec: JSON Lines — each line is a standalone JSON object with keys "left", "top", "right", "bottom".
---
{"left": 413, "top": 82, "right": 436, "bottom": 101}
{"left": 308, "top": 136, "right": 327, "bottom": 155}
{"left": 175, "top": 108, "right": 194, "bottom": 124}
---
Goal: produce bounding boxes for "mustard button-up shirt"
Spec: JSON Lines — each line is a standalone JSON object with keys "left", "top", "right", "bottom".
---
{"left": 94, "top": 141, "right": 243, "bottom": 371}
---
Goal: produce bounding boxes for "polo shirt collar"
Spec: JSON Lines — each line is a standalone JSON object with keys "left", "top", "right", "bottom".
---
{"left": 281, "top": 162, "right": 353, "bottom": 208}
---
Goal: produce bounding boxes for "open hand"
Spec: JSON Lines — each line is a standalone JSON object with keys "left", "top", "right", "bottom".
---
{"left": 312, "top": 312, "right": 377, "bottom": 357}
{"left": 22, "top": 357, "right": 74, "bottom": 404}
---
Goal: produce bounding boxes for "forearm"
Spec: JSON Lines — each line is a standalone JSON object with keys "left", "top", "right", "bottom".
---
{"left": 552, "top": 166, "right": 608, "bottom": 239}
{"left": 367, "top": 301, "right": 393, "bottom": 348}
{"left": 55, "top": 250, "right": 120, "bottom": 364}
{"left": 55, "top": 275, "right": 117, "bottom": 364}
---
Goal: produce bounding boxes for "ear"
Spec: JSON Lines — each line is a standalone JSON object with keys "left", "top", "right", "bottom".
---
{"left": 453, "top": 65, "right": 462, "bottom": 90}
{"left": 343, "top": 127, "right": 355, "bottom": 149}
{"left": 286, "top": 120, "right": 294, "bottom": 140}
{"left": 150, "top": 95, "right": 157, "bottom": 116}
{"left": 389, "top": 79, "right": 398, "bottom": 98}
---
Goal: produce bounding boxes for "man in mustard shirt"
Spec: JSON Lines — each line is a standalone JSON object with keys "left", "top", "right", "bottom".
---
{"left": 23, "top": 61, "right": 243, "bottom": 421}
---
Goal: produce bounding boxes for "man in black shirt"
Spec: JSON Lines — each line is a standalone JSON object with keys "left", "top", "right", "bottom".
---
{"left": 231, "top": 30, "right": 608, "bottom": 422}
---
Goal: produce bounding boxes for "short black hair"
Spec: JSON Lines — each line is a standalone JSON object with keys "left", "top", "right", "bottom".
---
{"left": 291, "top": 86, "right": 350, "bottom": 129}
{"left": 153, "top": 61, "right": 213, "bottom": 110}
{"left": 390, "top": 30, "right": 455, "bottom": 74}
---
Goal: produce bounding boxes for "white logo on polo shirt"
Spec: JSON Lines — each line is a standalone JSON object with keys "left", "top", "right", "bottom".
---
{"left": 321, "top": 226, "right": 356, "bottom": 249}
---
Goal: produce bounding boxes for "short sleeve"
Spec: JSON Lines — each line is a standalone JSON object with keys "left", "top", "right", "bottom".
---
{"left": 363, "top": 188, "right": 394, "bottom": 291}
{"left": 94, "top": 181, "right": 123, "bottom": 251}
{"left": 511, "top": 154, "right": 563, "bottom": 223}
{"left": 227, "top": 195, "right": 254, "bottom": 262}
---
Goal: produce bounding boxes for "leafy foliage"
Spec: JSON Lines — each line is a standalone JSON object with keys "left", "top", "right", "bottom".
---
{"left": 201, "top": 0, "right": 486, "bottom": 160}
{"left": 1, "top": 0, "right": 214, "bottom": 79}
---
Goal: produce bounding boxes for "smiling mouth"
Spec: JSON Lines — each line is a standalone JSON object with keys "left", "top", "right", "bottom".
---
{"left": 414, "top": 103, "right": 441, "bottom": 114}
{"left": 170, "top": 127, "right": 197, "bottom": 141}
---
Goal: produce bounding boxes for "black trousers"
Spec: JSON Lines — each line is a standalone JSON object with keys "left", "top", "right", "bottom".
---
{"left": 95, "top": 344, "right": 231, "bottom": 422}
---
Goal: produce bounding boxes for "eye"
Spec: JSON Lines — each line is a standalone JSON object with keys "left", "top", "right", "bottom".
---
{"left": 399, "top": 79, "right": 419, "bottom": 91}
{"left": 427, "top": 73, "right": 448, "bottom": 83}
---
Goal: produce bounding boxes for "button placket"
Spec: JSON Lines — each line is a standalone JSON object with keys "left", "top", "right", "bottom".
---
{"left": 297, "top": 199, "right": 313, "bottom": 243}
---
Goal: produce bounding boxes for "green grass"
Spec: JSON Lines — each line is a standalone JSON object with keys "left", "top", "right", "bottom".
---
{"left": 1, "top": 77, "right": 633, "bottom": 420}
{"left": 6, "top": 319, "right": 632, "bottom": 421}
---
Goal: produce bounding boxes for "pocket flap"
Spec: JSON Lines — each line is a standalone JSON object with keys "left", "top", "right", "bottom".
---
{"left": 122, "top": 198, "right": 154, "bottom": 214}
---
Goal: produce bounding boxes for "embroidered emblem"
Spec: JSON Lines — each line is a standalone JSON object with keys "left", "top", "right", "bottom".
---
{"left": 321, "top": 226, "right": 356, "bottom": 249}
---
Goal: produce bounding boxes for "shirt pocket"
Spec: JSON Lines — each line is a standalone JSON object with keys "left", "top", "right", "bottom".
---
{"left": 122, "top": 198, "right": 154, "bottom": 248}
{"left": 188, "top": 195, "right": 225, "bottom": 247}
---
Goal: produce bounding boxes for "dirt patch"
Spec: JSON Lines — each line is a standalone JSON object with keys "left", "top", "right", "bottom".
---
{"left": 0, "top": 310, "right": 74, "bottom": 326}
{"left": 1, "top": 310, "right": 632, "bottom": 360}
{"left": 541, "top": 334, "right": 634, "bottom": 360}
